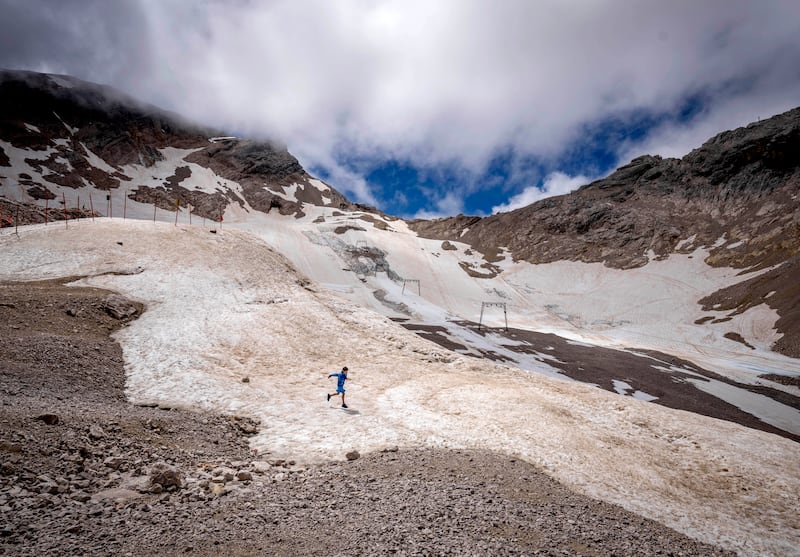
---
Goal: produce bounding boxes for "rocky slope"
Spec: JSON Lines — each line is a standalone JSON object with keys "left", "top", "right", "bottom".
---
{"left": 411, "top": 107, "right": 800, "bottom": 272}
{"left": 0, "top": 70, "right": 355, "bottom": 221}
{"left": 0, "top": 279, "right": 735, "bottom": 556}
{"left": 410, "top": 107, "right": 800, "bottom": 356}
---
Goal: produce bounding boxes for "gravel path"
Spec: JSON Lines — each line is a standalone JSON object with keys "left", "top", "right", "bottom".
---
{"left": 0, "top": 279, "right": 735, "bottom": 556}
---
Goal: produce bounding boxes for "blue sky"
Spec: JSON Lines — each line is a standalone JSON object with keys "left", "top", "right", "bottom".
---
{"left": 2, "top": 0, "right": 799, "bottom": 218}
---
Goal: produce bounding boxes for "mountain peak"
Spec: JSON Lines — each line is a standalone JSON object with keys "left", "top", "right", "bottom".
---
{"left": 0, "top": 69, "right": 357, "bottom": 221}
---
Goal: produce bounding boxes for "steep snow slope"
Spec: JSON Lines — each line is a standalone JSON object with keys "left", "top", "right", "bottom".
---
{"left": 1, "top": 220, "right": 798, "bottom": 557}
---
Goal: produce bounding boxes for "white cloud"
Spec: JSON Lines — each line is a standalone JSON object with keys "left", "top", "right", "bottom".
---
{"left": 617, "top": 89, "right": 800, "bottom": 165}
{"left": 411, "top": 191, "right": 465, "bottom": 220}
{"left": 2, "top": 0, "right": 800, "bottom": 210}
{"left": 492, "top": 172, "right": 590, "bottom": 214}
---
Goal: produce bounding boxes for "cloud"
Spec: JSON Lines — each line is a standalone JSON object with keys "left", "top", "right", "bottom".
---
{"left": 411, "top": 191, "right": 466, "bottom": 220}
{"left": 2, "top": 0, "right": 800, "bottom": 211}
{"left": 492, "top": 172, "right": 590, "bottom": 214}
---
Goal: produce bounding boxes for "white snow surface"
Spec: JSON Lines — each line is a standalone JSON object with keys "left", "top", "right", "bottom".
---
{"left": 1, "top": 219, "right": 799, "bottom": 557}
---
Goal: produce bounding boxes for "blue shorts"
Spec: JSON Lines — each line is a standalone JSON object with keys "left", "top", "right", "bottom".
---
{"left": 336, "top": 387, "right": 346, "bottom": 394}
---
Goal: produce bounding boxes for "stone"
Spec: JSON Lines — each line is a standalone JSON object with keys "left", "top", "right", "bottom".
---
{"left": 149, "top": 462, "right": 183, "bottom": 490}
{"left": 90, "top": 488, "right": 143, "bottom": 505}
{"left": 35, "top": 414, "right": 60, "bottom": 425}
{"left": 236, "top": 470, "right": 253, "bottom": 482}
{"left": 88, "top": 425, "right": 105, "bottom": 440}
{"left": 211, "top": 484, "right": 227, "bottom": 496}
{"left": 102, "top": 294, "right": 138, "bottom": 320}
{"left": 119, "top": 475, "right": 151, "bottom": 493}
{"left": 346, "top": 450, "right": 360, "bottom": 461}
{"left": 103, "top": 456, "right": 126, "bottom": 470}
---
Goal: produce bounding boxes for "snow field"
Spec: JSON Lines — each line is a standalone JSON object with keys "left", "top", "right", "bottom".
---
{"left": 1, "top": 221, "right": 799, "bottom": 556}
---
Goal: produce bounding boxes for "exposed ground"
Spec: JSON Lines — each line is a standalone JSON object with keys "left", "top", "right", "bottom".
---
{"left": 397, "top": 320, "right": 800, "bottom": 443}
{"left": 0, "top": 279, "right": 735, "bottom": 556}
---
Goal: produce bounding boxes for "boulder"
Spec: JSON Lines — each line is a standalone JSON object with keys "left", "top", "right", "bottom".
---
{"left": 102, "top": 294, "right": 138, "bottom": 320}
{"left": 35, "top": 414, "right": 59, "bottom": 425}
{"left": 149, "top": 462, "right": 183, "bottom": 490}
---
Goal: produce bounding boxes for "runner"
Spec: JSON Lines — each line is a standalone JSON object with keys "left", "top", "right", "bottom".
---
{"left": 326, "top": 366, "right": 349, "bottom": 408}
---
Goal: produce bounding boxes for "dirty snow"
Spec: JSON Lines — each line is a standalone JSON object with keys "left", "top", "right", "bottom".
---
{"left": 1, "top": 220, "right": 799, "bottom": 557}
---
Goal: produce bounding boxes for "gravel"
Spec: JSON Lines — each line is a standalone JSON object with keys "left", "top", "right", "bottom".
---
{"left": 0, "top": 279, "right": 735, "bottom": 556}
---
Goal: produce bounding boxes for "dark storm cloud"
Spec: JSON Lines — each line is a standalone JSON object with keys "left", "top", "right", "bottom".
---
{"left": 0, "top": 0, "right": 152, "bottom": 86}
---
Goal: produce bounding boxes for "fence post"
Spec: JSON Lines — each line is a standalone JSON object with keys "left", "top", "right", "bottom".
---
{"left": 45, "top": 197, "right": 49, "bottom": 225}
{"left": 62, "top": 192, "right": 68, "bottom": 228}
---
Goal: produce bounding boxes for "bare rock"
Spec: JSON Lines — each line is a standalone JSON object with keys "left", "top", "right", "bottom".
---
{"left": 149, "top": 462, "right": 183, "bottom": 491}
{"left": 35, "top": 413, "right": 59, "bottom": 425}
{"left": 346, "top": 450, "right": 361, "bottom": 461}
{"left": 90, "top": 488, "right": 143, "bottom": 505}
{"left": 102, "top": 294, "right": 138, "bottom": 320}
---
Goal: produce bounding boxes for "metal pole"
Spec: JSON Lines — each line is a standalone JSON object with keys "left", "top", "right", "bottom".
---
{"left": 45, "top": 197, "right": 48, "bottom": 225}
{"left": 62, "top": 192, "right": 68, "bottom": 228}
{"left": 89, "top": 193, "right": 94, "bottom": 222}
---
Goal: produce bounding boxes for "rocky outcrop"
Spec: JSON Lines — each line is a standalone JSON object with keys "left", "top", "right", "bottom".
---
{"left": 0, "top": 70, "right": 358, "bottom": 221}
{"left": 410, "top": 107, "right": 800, "bottom": 272}
{"left": 409, "top": 107, "right": 800, "bottom": 357}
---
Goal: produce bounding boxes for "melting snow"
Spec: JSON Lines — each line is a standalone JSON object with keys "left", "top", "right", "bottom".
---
{"left": 612, "top": 379, "right": 659, "bottom": 401}
{"left": 1, "top": 220, "right": 798, "bottom": 557}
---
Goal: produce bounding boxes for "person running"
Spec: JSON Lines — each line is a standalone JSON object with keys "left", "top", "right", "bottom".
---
{"left": 327, "top": 366, "right": 349, "bottom": 408}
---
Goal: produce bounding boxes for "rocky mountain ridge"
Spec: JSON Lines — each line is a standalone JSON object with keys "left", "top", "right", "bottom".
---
{"left": 0, "top": 70, "right": 356, "bottom": 221}
{"left": 411, "top": 107, "right": 799, "bottom": 272}
{"left": 409, "top": 107, "right": 800, "bottom": 357}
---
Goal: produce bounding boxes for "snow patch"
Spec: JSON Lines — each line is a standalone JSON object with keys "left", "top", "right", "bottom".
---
{"left": 612, "top": 380, "right": 659, "bottom": 402}
{"left": 675, "top": 234, "right": 697, "bottom": 250}
{"left": 80, "top": 142, "right": 119, "bottom": 173}
{"left": 24, "top": 123, "right": 41, "bottom": 134}
{"left": 52, "top": 111, "right": 78, "bottom": 135}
